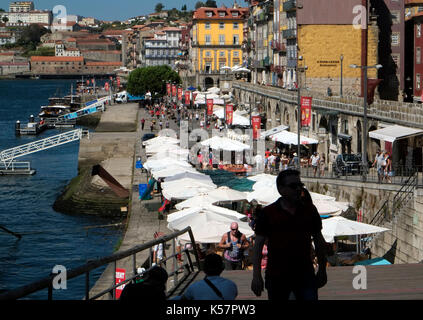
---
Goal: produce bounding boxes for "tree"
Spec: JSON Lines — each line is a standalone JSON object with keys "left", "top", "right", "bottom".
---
{"left": 127, "top": 65, "right": 181, "bottom": 97}
{"left": 181, "top": 5, "right": 187, "bottom": 11}
{"left": 2, "top": 16, "right": 8, "bottom": 23}
{"left": 205, "top": 0, "right": 217, "bottom": 7}
{"left": 155, "top": 3, "right": 164, "bottom": 13}
{"left": 17, "top": 24, "right": 50, "bottom": 51}
{"left": 195, "top": 1, "right": 205, "bottom": 9}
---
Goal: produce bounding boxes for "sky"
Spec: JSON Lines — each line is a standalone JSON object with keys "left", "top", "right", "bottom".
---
{"left": 0, "top": 0, "right": 238, "bottom": 21}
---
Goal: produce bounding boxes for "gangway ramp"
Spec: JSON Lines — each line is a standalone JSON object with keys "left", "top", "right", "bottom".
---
{"left": 56, "top": 96, "right": 111, "bottom": 124}
{"left": 0, "top": 129, "right": 86, "bottom": 170}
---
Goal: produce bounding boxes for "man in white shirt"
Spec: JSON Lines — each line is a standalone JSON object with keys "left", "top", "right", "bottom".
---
{"left": 310, "top": 152, "right": 320, "bottom": 177}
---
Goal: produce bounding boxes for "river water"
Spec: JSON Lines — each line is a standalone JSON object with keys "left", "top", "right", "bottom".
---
{"left": 0, "top": 79, "right": 123, "bottom": 299}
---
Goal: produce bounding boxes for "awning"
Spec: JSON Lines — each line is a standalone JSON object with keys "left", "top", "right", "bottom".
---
{"left": 338, "top": 133, "right": 352, "bottom": 141}
{"left": 368, "top": 125, "right": 423, "bottom": 143}
{"left": 269, "top": 130, "right": 319, "bottom": 145}
{"left": 260, "top": 124, "right": 290, "bottom": 138}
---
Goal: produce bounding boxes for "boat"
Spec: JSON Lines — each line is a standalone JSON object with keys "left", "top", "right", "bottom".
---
{"left": 38, "top": 105, "right": 72, "bottom": 118}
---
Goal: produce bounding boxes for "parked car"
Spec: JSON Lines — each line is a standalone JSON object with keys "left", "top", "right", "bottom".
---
{"left": 332, "top": 153, "right": 362, "bottom": 176}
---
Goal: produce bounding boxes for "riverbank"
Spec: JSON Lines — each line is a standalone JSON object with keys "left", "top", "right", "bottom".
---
{"left": 88, "top": 106, "right": 174, "bottom": 299}
{"left": 53, "top": 102, "right": 138, "bottom": 218}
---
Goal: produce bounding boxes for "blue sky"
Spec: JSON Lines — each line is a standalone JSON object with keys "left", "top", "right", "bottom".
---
{"left": 0, "top": 0, "right": 237, "bottom": 21}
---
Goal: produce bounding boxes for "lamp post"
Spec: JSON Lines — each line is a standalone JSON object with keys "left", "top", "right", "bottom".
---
{"left": 296, "top": 56, "right": 307, "bottom": 172}
{"left": 349, "top": 63, "right": 382, "bottom": 181}
{"left": 340, "top": 54, "right": 344, "bottom": 97}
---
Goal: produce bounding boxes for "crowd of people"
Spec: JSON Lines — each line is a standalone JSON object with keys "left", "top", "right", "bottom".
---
{"left": 262, "top": 147, "right": 326, "bottom": 178}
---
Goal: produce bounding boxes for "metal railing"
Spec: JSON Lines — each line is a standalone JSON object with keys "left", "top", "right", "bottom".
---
{"left": 295, "top": 164, "right": 422, "bottom": 186}
{"left": 0, "top": 227, "right": 200, "bottom": 300}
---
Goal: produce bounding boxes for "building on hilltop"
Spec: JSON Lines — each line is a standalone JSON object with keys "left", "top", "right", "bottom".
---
{"left": 191, "top": 5, "right": 248, "bottom": 89}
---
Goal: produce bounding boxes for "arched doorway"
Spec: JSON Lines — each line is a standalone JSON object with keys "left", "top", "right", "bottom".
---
{"left": 204, "top": 77, "right": 214, "bottom": 89}
{"left": 369, "top": 125, "right": 380, "bottom": 160}
{"left": 275, "top": 103, "right": 281, "bottom": 126}
{"left": 318, "top": 116, "right": 329, "bottom": 133}
{"left": 284, "top": 108, "right": 289, "bottom": 127}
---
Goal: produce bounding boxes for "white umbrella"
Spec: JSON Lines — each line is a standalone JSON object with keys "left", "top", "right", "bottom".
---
{"left": 164, "top": 171, "right": 213, "bottom": 183}
{"left": 150, "top": 165, "right": 197, "bottom": 179}
{"left": 143, "top": 136, "right": 179, "bottom": 146}
{"left": 148, "top": 148, "right": 190, "bottom": 161}
{"left": 167, "top": 205, "right": 252, "bottom": 243}
{"left": 282, "top": 70, "right": 287, "bottom": 88}
{"left": 145, "top": 143, "right": 183, "bottom": 156}
{"left": 322, "top": 216, "right": 390, "bottom": 243}
{"left": 143, "top": 157, "right": 191, "bottom": 171}
{"left": 201, "top": 136, "right": 250, "bottom": 152}
{"left": 221, "top": 66, "right": 231, "bottom": 70}
{"left": 162, "top": 185, "right": 216, "bottom": 200}
{"left": 246, "top": 186, "right": 280, "bottom": 205}
{"left": 206, "top": 186, "right": 247, "bottom": 202}
{"left": 175, "top": 194, "right": 219, "bottom": 210}
{"left": 233, "top": 67, "right": 251, "bottom": 73}
{"left": 269, "top": 130, "right": 318, "bottom": 145}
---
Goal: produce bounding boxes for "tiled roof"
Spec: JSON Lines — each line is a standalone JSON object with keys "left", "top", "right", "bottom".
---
{"left": 30, "top": 56, "right": 84, "bottom": 62}
{"left": 85, "top": 61, "right": 121, "bottom": 66}
{"left": 193, "top": 6, "right": 248, "bottom": 20}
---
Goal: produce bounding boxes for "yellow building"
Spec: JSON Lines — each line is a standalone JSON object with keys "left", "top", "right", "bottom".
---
{"left": 192, "top": 6, "right": 248, "bottom": 88}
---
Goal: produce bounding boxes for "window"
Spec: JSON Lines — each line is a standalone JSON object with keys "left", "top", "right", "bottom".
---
{"left": 232, "top": 11, "right": 239, "bottom": 17}
{"left": 205, "top": 51, "right": 211, "bottom": 57}
{"left": 206, "top": 11, "right": 213, "bottom": 17}
{"left": 391, "top": 33, "right": 400, "bottom": 46}
{"left": 233, "top": 22, "right": 239, "bottom": 30}
{"left": 219, "top": 22, "right": 224, "bottom": 29}
{"left": 233, "top": 35, "right": 239, "bottom": 45}
{"left": 233, "top": 51, "right": 239, "bottom": 57}
{"left": 418, "top": 24, "right": 421, "bottom": 38}
{"left": 417, "top": 47, "right": 421, "bottom": 64}
{"left": 219, "top": 34, "right": 225, "bottom": 45}
{"left": 205, "top": 22, "right": 210, "bottom": 30}
{"left": 205, "top": 34, "right": 211, "bottom": 44}
{"left": 417, "top": 74, "right": 421, "bottom": 90}
{"left": 219, "top": 11, "right": 225, "bottom": 17}
{"left": 391, "top": 11, "right": 400, "bottom": 24}
{"left": 219, "top": 51, "right": 225, "bottom": 57}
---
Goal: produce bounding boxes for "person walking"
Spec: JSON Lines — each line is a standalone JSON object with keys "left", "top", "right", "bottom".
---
{"left": 141, "top": 118, "right": 145, "bottom": 131}
{"left": 174, "top": 253, "right": 238, "bottom": 300}
{"left": 251, "top": 169, "right": 327, "bottom": 300}
{"left": 384, "top": 152, "right": 392, "bottom": 183}
{"left": 218, "top": 222, "right": 250, "bottom": 270}
{"left": 319, "top": 153, "right": 326, "bottom": 177}
{"left": 310, "top": 152, "right": 320, "bottom": 177}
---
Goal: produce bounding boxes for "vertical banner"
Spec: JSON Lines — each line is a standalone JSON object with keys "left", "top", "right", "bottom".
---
{"left": 115, "top": 268, "right": 126, "bottom": 299}
{"left": 166, "top": 83, "right": 171, "bottom": 96}
{"left": 117, "top": 77, "right": 121, "bottom": 87}
{"left": 225, "top": 104, "right": 233, "bottom": 125}
{"left": 86, "top": 80, "right": 90, "bottom": 86}
{"left": 104, "top": 82, "right": 109, "bottom": 91}
{"left": 300, "top": 96, "right": 312, "bottom": 127}
{"left": 206, "top": 99, "right": 214, "bottom": 116}
{"left": 172, "top": 84, "right": 177, "bottom": 97}
{"left": 192, "top": 92, "right": 198, "bottom": 101}
{"left": 252, "top": 116, "right": 261, "bottom": 139}
{"left": 185, "top": 91, "right": 190, "bottom": 105}
{"left": 177, "top": 87, "right": 183, "bottom": 101}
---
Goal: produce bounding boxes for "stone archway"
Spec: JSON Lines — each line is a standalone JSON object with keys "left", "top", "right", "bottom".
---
{"left": 319, "top": 116, "right": 329, "bottom": 133}
{"left": 204, "top": 77, "right": 214, "bottom": 89}
{"left": 284, "top": 107, "right": 290, "bottom": 127}
{"left": 275, "top": 103, "right": 281, "bottom": 126}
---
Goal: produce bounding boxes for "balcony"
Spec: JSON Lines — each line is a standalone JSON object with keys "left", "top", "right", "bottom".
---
{"left": 191, "top": 41, "right": 241, "bottom": 48}
{"left": 283, "top": 0, "right": 297, "bottom": 12}
{"left": 263, "top": 56, "right": 270, "bottom": 67}
{"left": 282, "top": 28, "right": 297, "bottom": 39}
{"left": 271, "top": 40, "right": 285, "bottom": 52}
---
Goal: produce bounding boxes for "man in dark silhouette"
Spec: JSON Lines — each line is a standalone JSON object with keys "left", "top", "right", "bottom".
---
{"left": 251, "top": 169, "right": 327, "bottom": 300}
{"left": 119, "top": 265, "right": 168, "bottom": 303}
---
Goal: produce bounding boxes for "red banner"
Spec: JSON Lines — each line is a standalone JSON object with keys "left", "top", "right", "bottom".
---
{"left": 105, "top": 82, "right": 109, "bottom": 91}
{"left": 225, "top": 104, "right": 233, "bottom": 125}
{"left": 206, "top": 99, "right": 214, "bottom": 116}
{"left": 166, "top": 83, "right": 171, "bottom": 95}
{"left": 185, "top": 91, "right": 190, "bottom": 105}
{"left": 177, "top": 87, "right": 182, "bottom": 101}
{"left": 117, "top": 77, "right": 121, "bottom": 87}
{"left": 252, "top": 116, "right": 261, "bottom": 139}
{"left": 172, "top": 84, "right": 176, "bottom": 96}
{"left": 192, "top": 92, "right": 197, "bottom": 101}
{"left": 300, "top": 96, "right": 312, "bottom": 127}
{"left": 367, "top": 79, "right": 382, "bottom": 105}
{"left": 115, "top": 268, "right": 126, "bottom": 299}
